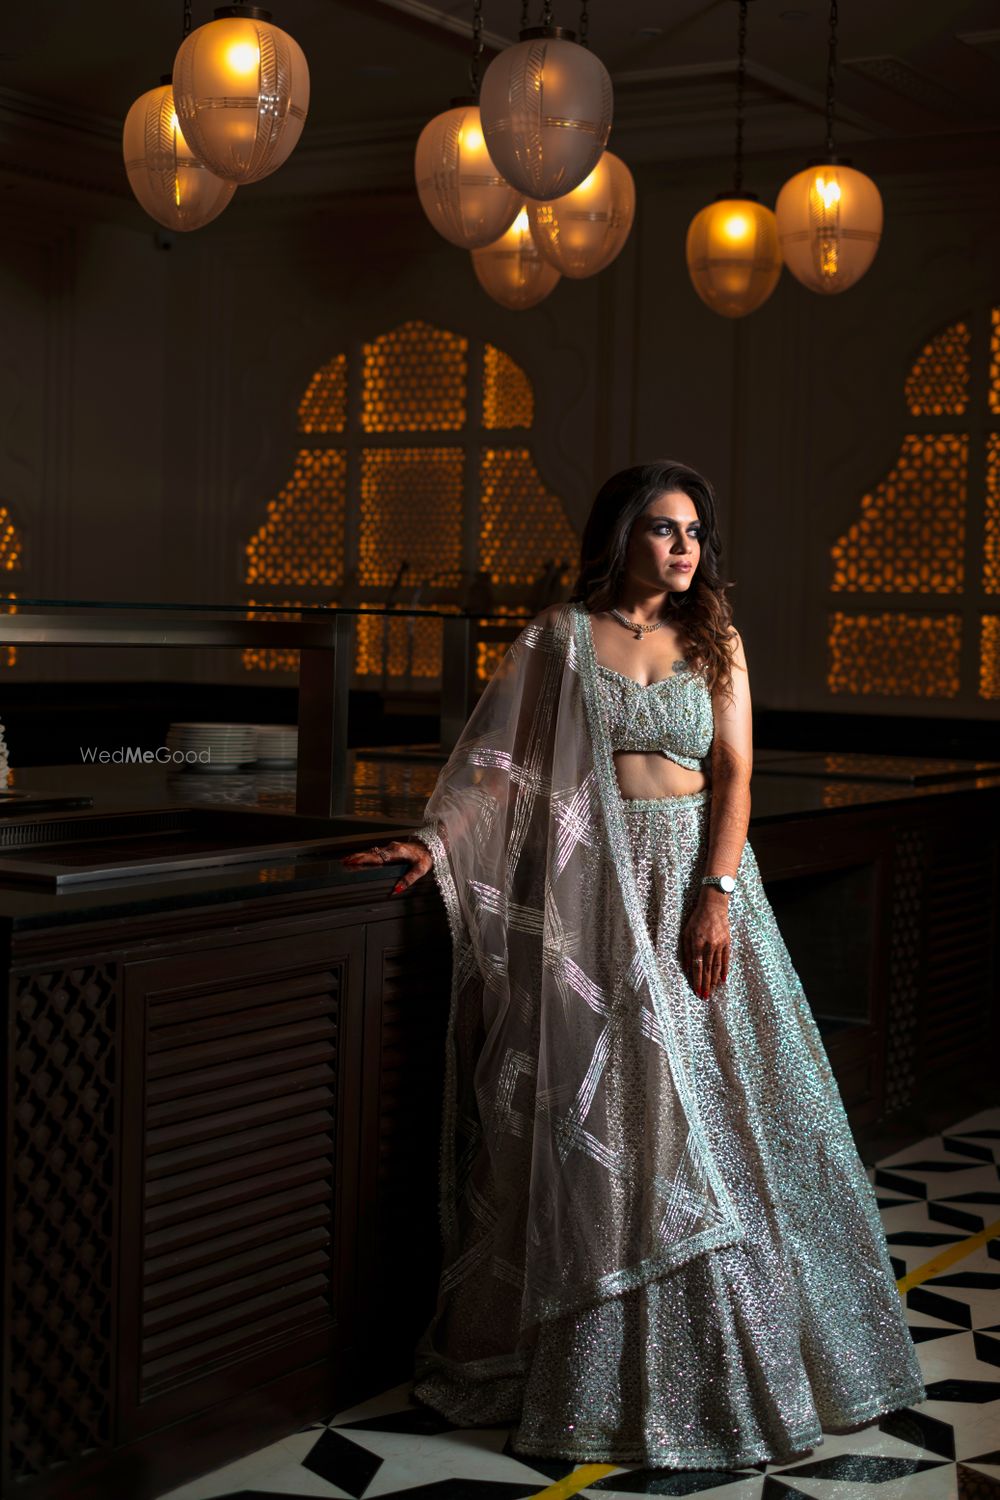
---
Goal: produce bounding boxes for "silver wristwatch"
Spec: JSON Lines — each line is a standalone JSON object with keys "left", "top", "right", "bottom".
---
{"left": 701, "top": 873, "right": 736, "bottom": 893}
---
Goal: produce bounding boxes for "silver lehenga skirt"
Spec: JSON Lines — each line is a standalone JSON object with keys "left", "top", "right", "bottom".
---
{"left": 412, "top": 787, "right": 927, "bottom": 1469}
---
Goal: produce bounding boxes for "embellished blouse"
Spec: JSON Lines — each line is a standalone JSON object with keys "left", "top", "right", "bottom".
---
{"left": 595, "top": 661, "right": 714, "bottom": 772}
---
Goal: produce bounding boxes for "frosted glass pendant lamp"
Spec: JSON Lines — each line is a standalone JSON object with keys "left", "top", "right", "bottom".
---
{"left": 479, "top": 25, "right": 612, "bottom": 201}
{"left": 686, "top": 196, "right": 781, "bottom": 317}
{"left": 685, "top": 0, "right": 782, "bottom": 318}
{"left": 172, "top": 4, "right": 309, "bottom": 183}
{"left": 775, "top": 163, "right": 882, "bottom": 293}
{"left": 472, "top": 208, "right": 561, "bottom": 309}
{"left": 774, "top": 4, "right": 882, "bottom": 292}
{"left": 123, "top": 81, "right": 236, "bottom": 231}
{"left": 527, "top": 150, "right": 635, "bottom": 277}
{"left": 415, "top": 100, "right": 523, "bottom": 249}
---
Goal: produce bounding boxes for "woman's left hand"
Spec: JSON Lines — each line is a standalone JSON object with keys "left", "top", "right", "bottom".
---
{"left": 682, "top": 891, "right": 731, "bottom": 998}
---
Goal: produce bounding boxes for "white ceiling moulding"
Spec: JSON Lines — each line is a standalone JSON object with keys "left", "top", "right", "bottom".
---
{"left": 373, "top": 0, "right": 514, "bottom": 53}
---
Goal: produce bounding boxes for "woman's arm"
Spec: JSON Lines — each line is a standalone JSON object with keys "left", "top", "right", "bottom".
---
{"left": 703, "top": 627, "right": 753, "bottom": 883}
{"left": 682, "top": 628, "right": 753, "bottom": 997}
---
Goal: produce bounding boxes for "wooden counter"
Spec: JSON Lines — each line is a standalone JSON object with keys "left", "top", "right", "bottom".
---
{"left": 2, "top": 755, "right": 998, "bottom": 1498}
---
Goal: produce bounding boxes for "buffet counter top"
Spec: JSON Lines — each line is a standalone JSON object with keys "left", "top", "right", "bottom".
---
{"left": 9, "top": 745, "right": 1000, "bottom": 819}
{"left": 0, "top": 748, "right": 997, "bottom": 931}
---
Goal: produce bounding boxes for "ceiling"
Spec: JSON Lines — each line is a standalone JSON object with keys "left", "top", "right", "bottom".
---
{"left": 1, "top": 0, "right": 998, "bottom": 207}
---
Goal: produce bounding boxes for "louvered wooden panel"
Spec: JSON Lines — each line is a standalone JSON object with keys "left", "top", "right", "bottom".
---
{"left": 140, "top": 965, "right": 342, "bottom": 1399}
{"left": 919, "top": 844, "right": 996, "bottom": 1074}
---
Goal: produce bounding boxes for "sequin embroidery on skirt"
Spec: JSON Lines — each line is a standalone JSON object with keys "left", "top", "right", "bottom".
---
{"left": 411, "top": 789, "right": 927, "bottom": 1469}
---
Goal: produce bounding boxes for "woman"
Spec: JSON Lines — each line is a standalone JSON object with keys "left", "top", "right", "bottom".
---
{"left": 340, "top": 460, "right": 926, "bottom": 1470}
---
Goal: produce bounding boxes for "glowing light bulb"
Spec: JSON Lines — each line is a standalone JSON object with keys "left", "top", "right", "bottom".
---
{"left": 723, "top": 213, "right": 750, "bottom": 242}
{"left": 814, "top": 174, "right": 841, "bottom": 209}
{"left": 226, "top": 41, "right": 259, "bottom": 76}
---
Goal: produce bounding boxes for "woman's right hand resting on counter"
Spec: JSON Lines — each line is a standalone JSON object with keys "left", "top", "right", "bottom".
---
{"left": 340, "top": 839, "right": 433, "bottom": 896}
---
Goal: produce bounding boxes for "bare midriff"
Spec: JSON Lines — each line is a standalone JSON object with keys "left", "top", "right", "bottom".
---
{"left": 613, "top": 751, "right": 708, "bottom": 801}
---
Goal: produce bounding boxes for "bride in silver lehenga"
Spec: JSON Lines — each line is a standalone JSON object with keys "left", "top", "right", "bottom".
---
{"left": 341, "top": 460, "right": 927, "bottom": 1469}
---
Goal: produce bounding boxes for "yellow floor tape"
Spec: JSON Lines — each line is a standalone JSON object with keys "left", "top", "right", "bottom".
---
{"left": 523, "top": 1215, "right": 1000, "bottom": 1499}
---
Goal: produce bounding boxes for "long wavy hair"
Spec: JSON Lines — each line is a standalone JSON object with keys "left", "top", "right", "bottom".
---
{"left": 569, "top": 460, "right": 738, "bottom": 702}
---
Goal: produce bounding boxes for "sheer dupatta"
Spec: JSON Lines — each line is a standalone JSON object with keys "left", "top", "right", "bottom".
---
{"left": 413, "top": 601, "right": 744, "bottom": 1336}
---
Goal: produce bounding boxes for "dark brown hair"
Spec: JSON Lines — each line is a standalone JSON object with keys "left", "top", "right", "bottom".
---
{"left": 569, "top": 459, "right": 738, "bottom": 701}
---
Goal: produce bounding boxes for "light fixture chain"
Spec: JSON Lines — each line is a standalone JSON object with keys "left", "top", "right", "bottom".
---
{"left": 182, "top": 0, "right": 192, "bottom": 38}
{"left": 734, "top": 0, "right": 747, "bottom": 193}
{"left": 825, "top": 0, "right": 839, "bottom": 156}
{"left": 542, "top": 0, "right": 554, "bottom": 28}
{"left": 579, "top": 0, "right": 590, "bottom": 48}
{"left": 469, "top": 0, "right": 485, "bottom": 96}
{"left": 520, "top": 0, "right": 530, "bottom": 29}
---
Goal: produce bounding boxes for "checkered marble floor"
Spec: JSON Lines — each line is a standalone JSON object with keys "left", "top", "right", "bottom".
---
{"left": 156, "top": 1107, "right": 1000, "bottom": 1500}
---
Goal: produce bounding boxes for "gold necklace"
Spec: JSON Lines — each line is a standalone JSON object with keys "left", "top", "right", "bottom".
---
{"left": 610, "top": 606, "right": 663, "bottom": 641}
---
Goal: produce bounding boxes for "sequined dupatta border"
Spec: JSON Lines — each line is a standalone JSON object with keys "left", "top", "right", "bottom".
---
{"left": 570, "top": 600, "right": 743, "bottom": 1250}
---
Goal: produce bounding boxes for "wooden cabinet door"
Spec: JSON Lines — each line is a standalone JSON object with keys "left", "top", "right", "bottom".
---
{"left": 117, "top": 923, "right": 364, "bottom": 1442}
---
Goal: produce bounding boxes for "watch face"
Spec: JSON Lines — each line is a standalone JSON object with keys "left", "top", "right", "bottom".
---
{"left": 720, "top": 874, "right": 736, "bottom": 892}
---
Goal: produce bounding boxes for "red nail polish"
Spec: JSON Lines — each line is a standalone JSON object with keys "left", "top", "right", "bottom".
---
{"left": 392, "top": 881, "right": 405, "bottom": 894}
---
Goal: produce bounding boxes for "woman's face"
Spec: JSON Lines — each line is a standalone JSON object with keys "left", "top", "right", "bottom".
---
{"left": 623, "top": 488, "right": 703, "bottom": 595}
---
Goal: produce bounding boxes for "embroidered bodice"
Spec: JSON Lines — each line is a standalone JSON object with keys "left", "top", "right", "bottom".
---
{"left": 595, "top": 662, "right": 714, "bottom": 771}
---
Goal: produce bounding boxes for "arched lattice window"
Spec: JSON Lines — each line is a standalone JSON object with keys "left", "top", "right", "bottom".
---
{"left": 828, "top": 304, "right": 1000, "bottom": 703}
{"left": 242, "top": 319, "right": 577, "bottom": 681}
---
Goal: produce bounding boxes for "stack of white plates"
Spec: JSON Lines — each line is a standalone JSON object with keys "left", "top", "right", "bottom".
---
{"left": 166, "top": 722, "right": 258, "bottom": 773}
{"left": 254, "top": 724, "right": 298, "bottom": 767}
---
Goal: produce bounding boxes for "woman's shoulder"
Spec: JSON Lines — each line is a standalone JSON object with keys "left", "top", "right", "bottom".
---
{"left": 531, "top": 601, "right": 576, "bottom": 629}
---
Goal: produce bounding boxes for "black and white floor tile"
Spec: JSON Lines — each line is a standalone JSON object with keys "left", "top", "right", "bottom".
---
{"left": 157, "top": 1107, "right": 1000, "bottom": 1500}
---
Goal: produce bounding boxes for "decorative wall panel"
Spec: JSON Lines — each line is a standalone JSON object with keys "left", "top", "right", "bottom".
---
{"left": 826, "top": 610, "right": 962, "bottom": 697}
{"left": 245, "top": 451, "right": 347, "bottom": 588}
{"left": 354, "top": 602, "right": 445, "bottom": 682}
{"left": 480, "top": 448, "right": 579, "bottom": 586}
{"left": 980, "top": 614, "right": 1000, "bottom": 699}
{"left": 829, "top": 303, "right": 1000, "bottom": 704}
{"left": 7, "top": 963, "right": 119, "bottom": 1480}
{"left": 359, "top": 447, "right": 464, "bottom": 589}
{"left": 482, "top": 344, "right": 534, "bottom": 429}
{"left": 361, "top": 321, "right": 467, "bottom": 433}
{"left": 903, "top": 320, "right": 969, "bottom": 416}
{"left": 829, "top": 434, "right": 967, "bottom": 594}
{"left": 985, "top": 432, "right": 1000, "bottom": 595}
{"left": 297, "top": 354, "right": 348, "bottom": 434}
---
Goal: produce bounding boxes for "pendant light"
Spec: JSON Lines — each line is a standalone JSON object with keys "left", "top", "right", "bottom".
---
{"left": 472, "top": 208, "right": 561, "bottom": 310}
{"left": 122, "top": 4, "right": 235, "bottom": 232}
{"left": 172, "top": 2, "right": 309, "bottom": 184}
{"left": 686, "top": 0, "right": 781, "bottom": 319}
{"left": 774, "top": 1, "right": 882, "bottom": 294}
{"left": 527, "top": 150, "right": 635, "bottom": 277}
{"left": 123, "top": 78, "right": 236, "bottom": 231}
{"left": 478, "top": 0, "right": 612, "bottom": 202}
{"left": 414, "top": 2, "right": 522, "bottom": 249}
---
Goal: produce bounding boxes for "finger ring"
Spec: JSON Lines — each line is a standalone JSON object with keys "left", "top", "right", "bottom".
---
{"left": 374, "top": 847, "right": 389, "bottom": 863}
